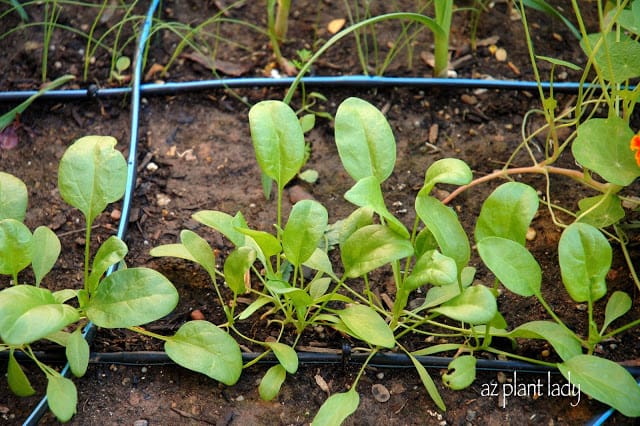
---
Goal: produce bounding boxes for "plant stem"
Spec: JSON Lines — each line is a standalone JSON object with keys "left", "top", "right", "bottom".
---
{"left": 442, "top": 164, "right": 611, "bottom": 206}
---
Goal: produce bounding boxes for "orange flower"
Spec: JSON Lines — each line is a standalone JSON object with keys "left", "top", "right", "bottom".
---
{"left": 632, "top": 134, "right": 640, "bottom": 166}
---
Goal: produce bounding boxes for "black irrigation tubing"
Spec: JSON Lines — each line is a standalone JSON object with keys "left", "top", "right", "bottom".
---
{"left": 2, "top": 3, "right": 634, "bottom": 425}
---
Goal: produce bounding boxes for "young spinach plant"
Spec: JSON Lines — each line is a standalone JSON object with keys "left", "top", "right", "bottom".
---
{"left": 0, "top": 136, "right": 242, "bottom": 422}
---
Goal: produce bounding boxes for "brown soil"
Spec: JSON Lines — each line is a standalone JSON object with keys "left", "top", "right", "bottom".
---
{"left": 1, "top": 1, "right": 639, "bottom": 425}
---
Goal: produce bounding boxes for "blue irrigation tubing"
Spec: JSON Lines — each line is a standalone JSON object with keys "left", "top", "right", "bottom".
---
{"left": 0, "top": 76, "right": 605, "bottom": 103}
{"left": 21, "top": 0, "right": 161, "bottom": 424}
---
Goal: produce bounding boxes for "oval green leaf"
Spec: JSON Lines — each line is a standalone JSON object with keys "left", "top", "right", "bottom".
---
{"left": 8, "top": 351, "right": 35, "bottom": 397}
{"left": 558, "top": 355, "right": 640, "bottom": 417}
{"left": 423, "top": 158, "right": 472, "bottom": 193}
{"left": 572, "top": 117, "right": 640, "bottom": 186}
{"left": 475, "top": 182, "right": 539, "bottom": 245}
{"left": 46, "top": 374, "right": 77, "bottom": 422}
{"left": 66, "top": 327, "right": 90, "bottom": 377}
{"left": 558, "top": 223, "right": 611, "bottom": 303}
{"left": 415, "top": 194, "right": 470, "bottom": 273}
{"left": 335, "top": 97, "right": 396, "bottom": 183}
{"left": 88, "top": 236, "right": 128, "bottom": 294}
{"left": 283, "top": 199, "right": 328, "bottom": 266}
{"left": 249, "top": 100, "right": 305, "bottom": 188}
{"left": 86, "top": 267, "right": 178, "bottom": 328}
{"left": 603, "top": 291, "right": 632, "bottom": 332}
{"left": 338, "top": 304, "right": 395, "bottom": 348}
{"left": 259, "top": 364, "right": 287, "bottom": 401}
{"left": 224, "top": 247, "right": 256, "bottom": 295}
{"left": 404, "top": 250, "right": 458, "bottom": 291}
{"left": 0, "top": 172, "right": 27, "bottom": 221}
{"left": 443, "top": 355, "right": 476, "bottom": 390}
{"left": 265, "top": 342, "right": 299, "bottom": 374}
{"left": 0, "top": 218, "right": 32, "bottom": 277}
{"left": 509, "top": 320, "right": 582, "bottom": 361}
{"left": 31, "top": 226, "right": 61, "bottom": 287}
{"left": 312, "top": 389, "right": 360, "bottom": 426}
{"left": 431, "top": 285, "right": 497, "bottom": 324}
{"left": 165, "top": 320, "right": 242, "bottom": 386}
{"left": 58, "top": 135, "right": 127, "bottom": 225}
{"left": 477, "top": 236, "right": 541, "bottom": 297}
{"left": 0, "top": 285, "right": 79, "bottom": 345}
{"left": 341, "top": 224, "right": 413, "bottom": 278}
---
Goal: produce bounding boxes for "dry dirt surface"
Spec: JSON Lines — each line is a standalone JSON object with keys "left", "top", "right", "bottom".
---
{"left": 1, "top": 0, "right": 639, "bottom": 425}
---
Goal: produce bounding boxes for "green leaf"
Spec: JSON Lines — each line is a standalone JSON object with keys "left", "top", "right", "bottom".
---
{"left": 88, "top": 236, "right": 128, "bottom": 294}
{"left": 46, "top": 374, "right": 77, "bottom": 422}
{"left": 558, "top": 223, "right": 611, "bottom": 303}
{"left": 66, "top": 327, "right": 89, "bottom": 377}
{"left": 572, "top": 117, "right": 640, "bottom": 186}
{"left": 192, "top": 210, "right": 247, "bottom": 247}
{"left": 31, "top": 226, "right": 60, "bottom": 287}
{"left": 335, "top": 97, "right": 396, "bottom": 183}
{"left": 238, "top": 296, "right": 271, "bottom": 320}
{"left": 344, "top": 176, "right": 409, "bottom": 238}
{"left": 312, "top": 389, "right": 360, "bottom": 426}
{"left": 404, "top": 250, "right": 458, "bottom": 291}
{"left": 341, "top": 224, "right": 413, "bottom": 278}
{"left": 86, "top": 268, "right": 178, "bottom": 328}
{"left": 509, "top": 321, "right": 582, "bottom": 361}
{"left": 536, "top": 55, "right": 582, "bottom": 71}
{"left": 581, "top": 32, "right": 640, "bottom": 83}
{"left": 0, "top": 172, "right": 27, "bottom": 221}
{"left": 421, "top": 282, "right": 462, "bottom": 310}
{"left": 165, "top": 320, "right": 242, "bottom": 386}
{"left": 237, "top": 228, "right": 281, "bottom": 259}
{"left": 0, "top": 75, "right": 74, "bottom": 132}
{"left": 0, "top": 218, "right": 32, "bottom": 277}
{"left": 180, "top": 229, "right": 217, "bottom": 277}
{"left": 415, "top": 194, "right": 470, "bottom": 273}
{"left": 338, "top": 304, "right": 395, "bottom": 348}
{"left": 431, "top": 285, "right": 497, "bottom": 324}
{"left": 475, "top": 182, "right": 539, "bottom": 245}
{"left": 303, "top": 248, "right": 335, "bottom": 278}
{"left": 224, "top": 247, "right": 256, "bottom": 295}
{"left": 0, "top": 285, "right": 79, "bottom": 345}
{"left": 477, "top": 237, "right": 541, "bottom": 297}
{"left": 58, "top": 135, "right": 127, "bottom": 226}
{"left": 265, "top": 342, "right": 298, "bottom": 373}
{"left": 332, "top": 207, "right": 374, "bottom": 247}
{"left": 249, "top": 100, "right": 305, "bottom": 188}
{"left": 558, "top": 355, "right": 640, "bottom": 417}
{"left": 407, "top": 352, "right": 446, "bottom": 411}
{"left": 8, "top": 350, "right": 35, "bottom": 397}
{"left": 283, "top": 200, "right": 328, "bottom": 266}
{"left": 576, "top": 194, "right": 625, "bottom": 228}
{"left": 259, "top": 364, "right": 287, "bottom": 401}
{"left": 299, "top": 169, "right": 319, "bottom": 183}
{"left": 423, "top": 158, "right": 472, "bottom": 193}
{"left": 299, "top": 114, "right": 315, "bottom": 133}
{"left": 443, "top": 355, "right": 476, "bottom": 390}
{"left": 308, "top": 277, "right": 332, "bottom": 299}
{"left": 602, "top": 291, "right": 632, "bottom": 332}
{"left": 618, "top": 1, "right": 640, "bottom": 36}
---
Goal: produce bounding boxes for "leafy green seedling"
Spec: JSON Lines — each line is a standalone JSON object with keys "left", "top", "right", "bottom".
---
{"left": 0, "top": 136, "right": 242, "bottom": 422}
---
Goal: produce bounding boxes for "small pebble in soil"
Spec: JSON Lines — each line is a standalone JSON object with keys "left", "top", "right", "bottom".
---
{"left": 376, "top": 372, "right": 385, "bottom": 380}
{"left": 133, "top": 420, "right": 148, "bottom": 426}
{"left": 526, "top": 227, "right": 536, "bottom": 241}
{"left": 190, "top": 309, "right": 206, "bottom": 320}
{"left": 371, "top": 383, "right": 391, "bottom": 403}
{"left": 141, "top": 366, "right": 148, "bottom": 373}
{"left": 111, "top": 209, "right": 122, "bottom": 221}
{"left": 541, "top": 349, "right": 550, "bottom": 358}
{"left": 466, "top": 409, "right": 477, "bottom": 421}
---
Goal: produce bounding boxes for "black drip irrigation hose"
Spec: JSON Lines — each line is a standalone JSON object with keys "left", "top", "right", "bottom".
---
{"left": 1, "top": 2, "right": 634, "bottom": 425}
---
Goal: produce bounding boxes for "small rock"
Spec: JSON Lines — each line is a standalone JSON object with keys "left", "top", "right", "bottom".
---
{"left": 495, "top": 47, "right": 507, "bottom": 62}
{"left": 190, "top": 309, "right": 205, "bottom": 320}
{"left": 288, "top": 185, "right": 315, "bottom": 203}
{"left": 111, "top": 209, "right": 122, "bottom": 221}
{"left": 460, "top": 94, "right": 477, "bottom": 105}
{"left": 371, "top": 383, "right": 390, "bottom": 403}
{"left": 526, "top": 227, "right": 536, "bottom": 241}
{"left": 146, "top": 162, "right": 158, "bottom": 172}
{"left": 466, "top": 409, "right": 477, "bottom": 421}
{"left": 156, "top": 193, "right": 171, "bottom": 207}
{"left": 133, "top": 420, "right": 148, "bottom": 426}
{"left": 376, "top": 372, "right": 385, "bottom": 380}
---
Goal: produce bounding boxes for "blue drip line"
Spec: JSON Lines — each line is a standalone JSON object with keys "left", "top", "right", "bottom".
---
{"left": 0, "top": 76, "right": 599, "bottom": 103}
{"left": 21, "top": 0, "right": 160, "bottom": 424}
